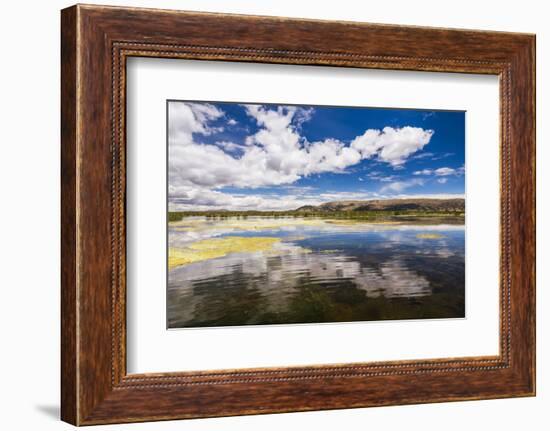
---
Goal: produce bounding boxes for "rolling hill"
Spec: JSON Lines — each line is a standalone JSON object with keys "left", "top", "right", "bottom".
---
{"left": 296, "top": 198, "right": 465, "bottom": 212}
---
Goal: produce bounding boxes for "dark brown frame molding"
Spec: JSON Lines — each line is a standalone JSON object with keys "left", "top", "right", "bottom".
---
{"left": 61, "top": 4, "right": 536, "bottom": 425}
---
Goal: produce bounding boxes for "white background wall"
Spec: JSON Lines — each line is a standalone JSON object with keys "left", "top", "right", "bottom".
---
{"left": 0, "top": 0, "right": 546, "bottom": 429}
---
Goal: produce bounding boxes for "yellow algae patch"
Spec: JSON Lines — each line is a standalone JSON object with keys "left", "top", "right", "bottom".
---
{"left": 416, "top": 233, "right": 445, "bottom": 239}
{"left": 325, "top": 219, "right": 401, "bottom": 226}
{"left": 284, "top": 235, "right": 307, "bottom": 241}
{"left": 168, "top": 236, "right": 281, "bottom": 269}
{"left": 170, "top": 217, "right": 330, "bottom": 233}
{"left": 169, "top": 217, "right": 408, "bottom": 235}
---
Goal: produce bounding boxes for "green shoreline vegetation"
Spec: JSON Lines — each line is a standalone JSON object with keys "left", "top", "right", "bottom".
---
{"left": 168, "top": 210, "right": 465, "bottom": 224}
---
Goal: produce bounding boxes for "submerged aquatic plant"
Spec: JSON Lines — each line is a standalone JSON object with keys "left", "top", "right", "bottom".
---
{"left": 416, "top": 233, "right": 445, "bottom": 239}
{"left": 169, "top": 236, "right": 281, "bottom": 269}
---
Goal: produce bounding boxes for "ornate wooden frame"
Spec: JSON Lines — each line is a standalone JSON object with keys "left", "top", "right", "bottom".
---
{"left": 61, "top": 4, "right": 536, "bottom": 425}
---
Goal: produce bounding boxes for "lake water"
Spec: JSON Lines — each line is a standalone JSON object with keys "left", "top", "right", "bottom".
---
{"left": 167, "top": 217, "right": 465, "bottom": 328}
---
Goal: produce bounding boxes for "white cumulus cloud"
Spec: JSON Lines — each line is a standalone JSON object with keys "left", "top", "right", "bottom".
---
{"left": 168, "top": 102, "right": 436, "bottom": 208}
{"left": 414, "top": 166, "right": 465, "bottom": 177}
{"left": 380, "top": 178, "right": 425, "bottom": 193}
{"left": 434, "top": 167, "right": 457, "bottom": 176}
{"left": 413, "top": 169, "right": 433, "bottom": 175}
{"left": 351, "top": 126, "right": 433, "bottom": 166}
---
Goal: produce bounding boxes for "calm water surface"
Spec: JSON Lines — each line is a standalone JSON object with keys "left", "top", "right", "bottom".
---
{"left": 167, "top": 217, "right": 465, "bottom": 328}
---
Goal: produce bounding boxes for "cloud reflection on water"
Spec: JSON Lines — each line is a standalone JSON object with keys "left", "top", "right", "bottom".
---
{"left": 167, "top": 217, "right": 465, "bottom": 327}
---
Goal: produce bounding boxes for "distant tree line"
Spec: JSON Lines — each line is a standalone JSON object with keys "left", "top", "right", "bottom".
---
{"left": 168, "top": 210, "right": 465, "bottom": 222}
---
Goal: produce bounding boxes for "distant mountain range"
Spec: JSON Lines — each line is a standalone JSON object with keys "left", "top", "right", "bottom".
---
{"left": 296, "top": 198, "right": 465, "bottom": 212}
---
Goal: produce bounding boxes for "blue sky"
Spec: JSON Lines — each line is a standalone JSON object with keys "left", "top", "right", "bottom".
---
{"left": 168, "top": 100, "right": 465, "bottom": 211}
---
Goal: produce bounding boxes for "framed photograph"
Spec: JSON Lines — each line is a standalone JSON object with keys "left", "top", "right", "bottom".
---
{"left": 165, "top": 100, "right": 467, "bottom": 329}
{"left": 61, "top": 4, "right": 535, "bottom": 425}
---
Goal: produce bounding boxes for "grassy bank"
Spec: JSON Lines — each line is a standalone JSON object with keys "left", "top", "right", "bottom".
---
{"left": 168, "top": 210, "right": 465, "bottom": 224}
